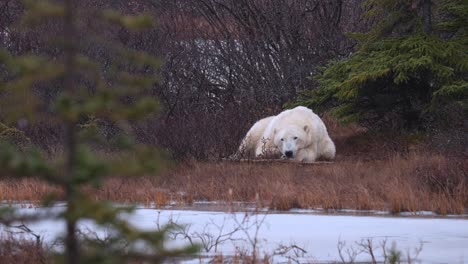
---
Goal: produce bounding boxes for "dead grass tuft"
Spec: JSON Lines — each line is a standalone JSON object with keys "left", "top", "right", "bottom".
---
{"left": 270, "top": 192, "right": 300, "bottom": 211}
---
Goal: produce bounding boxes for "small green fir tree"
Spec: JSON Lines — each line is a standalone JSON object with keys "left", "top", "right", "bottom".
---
{"left": 0, "top": 0, "right": 198, "bottom": 263}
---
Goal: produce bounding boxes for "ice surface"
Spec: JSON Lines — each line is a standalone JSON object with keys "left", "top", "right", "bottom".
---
{"left": 1, "top": 206, "right": 467, "bottom": 263}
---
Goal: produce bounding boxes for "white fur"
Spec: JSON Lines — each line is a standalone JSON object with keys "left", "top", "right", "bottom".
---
{"left": 254, "top": 106, "right": 335, "bottom": 162}
{"left": 236, "top": 116, "right": 279, "bottom": 158}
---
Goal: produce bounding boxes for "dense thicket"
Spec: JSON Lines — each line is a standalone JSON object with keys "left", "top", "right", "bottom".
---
{"left": 0, "top": 1, "right": 384, "bottom": 160}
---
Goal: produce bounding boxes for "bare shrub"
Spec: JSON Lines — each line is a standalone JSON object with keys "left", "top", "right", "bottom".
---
{"left": 168, "top": 216, "right": 245, "bottom": 253}
{"left": 424, "top": 103, "right": 467, "bottom": 155}
{"left": 1, "top": 0, "right": 367, "bottom": 160}
{"left": 0, "top": 234, "right": 49, "bottom": 264}
{"left": 146, "top": 0, "right": 365, "bottom": 160}
{"left": 158, "top": 204, "right": 276, "bottom": 263}
{"left": 144, "top": 104, "right": 269, "bottom": 160}
{"left": 337, "top": 238, "right": 423, "bottom": 264}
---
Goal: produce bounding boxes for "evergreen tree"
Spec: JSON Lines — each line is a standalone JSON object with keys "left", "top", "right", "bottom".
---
{"left": 0, "top": 1, "right": 198, "bottom": 263}
{"left": 294, "top": 0, "right": 467, "bottom": 130}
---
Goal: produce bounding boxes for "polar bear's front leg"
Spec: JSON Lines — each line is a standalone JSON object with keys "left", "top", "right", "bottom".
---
{"left": 255, "top": 146, "right": 265, "bottom": 158}
{"left": 255, "top": 137, "right": 280, "bottom": 159}
{"left": 255, "top": 137, "right": 270, "bottom": 158}
{"left": 318, "top": 136, "right": 336, "bottom": 160}
{"left": 296, "top": 144, "right": 318, "bottom": 162}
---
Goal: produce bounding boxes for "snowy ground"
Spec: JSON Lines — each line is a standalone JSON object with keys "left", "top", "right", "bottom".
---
{"left": 1, "top": 205, "right": 467, "bottom": 263}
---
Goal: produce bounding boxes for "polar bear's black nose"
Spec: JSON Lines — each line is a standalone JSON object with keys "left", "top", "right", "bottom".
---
{"left": 285, "top": 151, "right": 293, "bottom": 158}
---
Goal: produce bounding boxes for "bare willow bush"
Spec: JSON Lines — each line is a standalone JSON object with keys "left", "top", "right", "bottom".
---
{"left": 1, "top": 0, "right": 366, "bottom": 159}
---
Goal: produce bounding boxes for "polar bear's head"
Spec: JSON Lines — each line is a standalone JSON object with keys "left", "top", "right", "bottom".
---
{"left": 273, "top": 125, "right": 309, "bottom": 159}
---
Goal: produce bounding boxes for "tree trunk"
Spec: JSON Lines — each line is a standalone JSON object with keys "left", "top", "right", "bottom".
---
{"left": 63, "top": 0, "right": 79, "bottom": 263}
{"left": 422, "top": 0, "right": 432, "bottom": 33}
{"left": 65, "top": 123, "right": 78, "bottom": 264}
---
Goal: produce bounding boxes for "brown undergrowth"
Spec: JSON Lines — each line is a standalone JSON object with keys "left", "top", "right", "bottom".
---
{"left": 0, "top": 234, "right": 49, "bottom": 264}
{"left": 0, "top": 152, "right": 466, "bottom": 214}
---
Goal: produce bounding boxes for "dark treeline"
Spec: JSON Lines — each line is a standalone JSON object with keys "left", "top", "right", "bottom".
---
{"left": 1, "top": 0, "right": 367, "bottom": 159}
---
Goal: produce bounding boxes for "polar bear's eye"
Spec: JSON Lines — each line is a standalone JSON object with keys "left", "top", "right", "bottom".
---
{"left": 293, "top": 137, "right": 298, "bottom": 140}
{"left": 281, "top": 138, "right": 284, "bottom": 141}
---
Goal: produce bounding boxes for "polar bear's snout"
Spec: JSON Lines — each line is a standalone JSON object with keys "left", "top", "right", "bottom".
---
{"left": 280, "top": 138, "right": 298, "bottom": 159}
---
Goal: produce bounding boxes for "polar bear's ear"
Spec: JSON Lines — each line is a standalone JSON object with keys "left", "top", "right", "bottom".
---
{"left": 303, "top": 125, "right": 309, "bottom": 133}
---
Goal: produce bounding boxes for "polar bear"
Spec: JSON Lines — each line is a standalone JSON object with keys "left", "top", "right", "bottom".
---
{"left": 252, "top": 106, "right": 335, "bottom": 162}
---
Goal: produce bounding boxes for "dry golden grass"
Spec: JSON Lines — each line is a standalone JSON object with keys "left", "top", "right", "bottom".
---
{"left": 0, "top": 178, "right": 62, "bottom": 203}
{"left": 1, "top": 152, "right": 466, "bottom": 214}
{"left": 168, "top": 153, "right": 466, "bottom": 214}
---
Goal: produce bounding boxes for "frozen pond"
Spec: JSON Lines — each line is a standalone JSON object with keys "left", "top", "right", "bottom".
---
{"left": 1, "top": 206, "right": 467, "bottom": 263}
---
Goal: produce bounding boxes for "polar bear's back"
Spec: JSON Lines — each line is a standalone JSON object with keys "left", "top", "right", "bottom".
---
{"left": 263, "top": 106, "right": 327, "bottom": 140}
